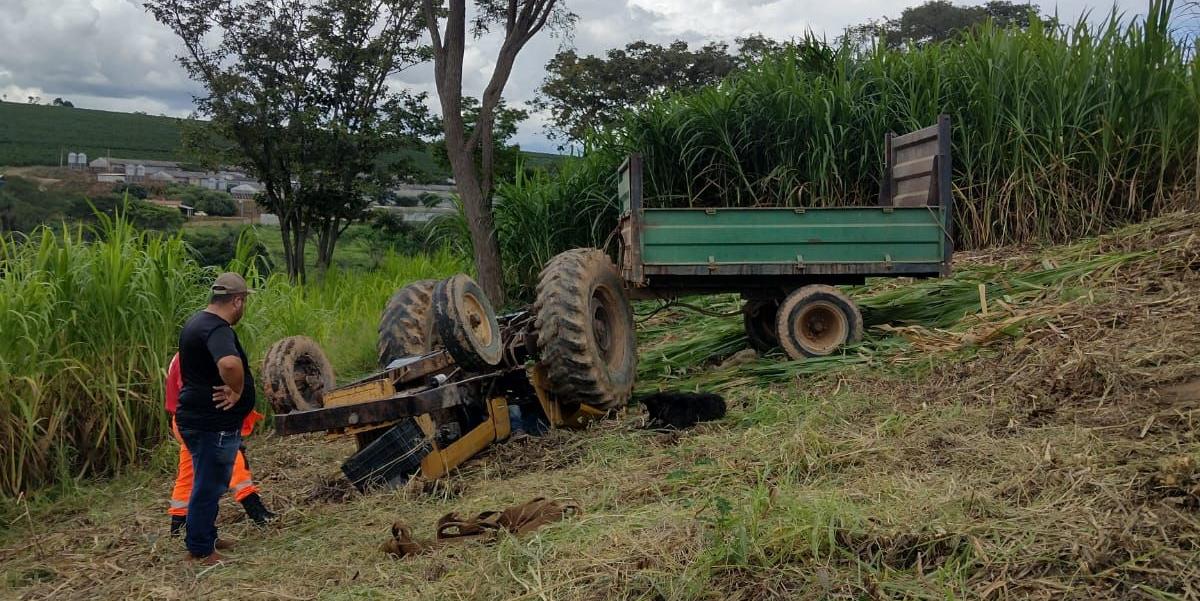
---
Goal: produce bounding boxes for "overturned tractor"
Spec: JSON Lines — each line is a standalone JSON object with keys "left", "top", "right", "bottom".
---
{"left": 263, "top": 118, "right": 955, "bottom": 489}
{"left": 262, "top": 249, "right": 637, "bottom": 490}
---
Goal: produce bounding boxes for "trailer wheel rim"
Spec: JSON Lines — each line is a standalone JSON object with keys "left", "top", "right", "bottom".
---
{"left": 792, "top": 300, "right": 848, "bottom": 355}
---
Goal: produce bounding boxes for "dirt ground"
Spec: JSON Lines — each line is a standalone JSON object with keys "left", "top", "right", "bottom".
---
{"left": 3, "top": 216, "right": 1200, "bottom": 600}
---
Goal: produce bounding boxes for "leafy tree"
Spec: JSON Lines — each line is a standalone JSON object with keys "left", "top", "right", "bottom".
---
{"left": 535, "top": 36, "right": 804, "bottom": 143}
{"left": 113, "top": 183, "right": 148, "bottom": 200}
{"left": 534, "top": 40, "right": 736, "bottom": 143}
{"left": 193, "top": 191, "right": 237, "bottom": 216}
{"left": 52, "top": 98, "right": 75, "bottom": 108}
{"left": 420, "top": 0, "right": 573, "bottom": 305}
{"left": 433, "top": 96, "right": 528, "bottom": 185}
{"left": 168, "top": 185, "right": 238, "bottom": 216}
{"left": 843, "top": 1, "right": 1047, "bottom": 49}
{"left": 146, "top": 0, "right": 432, "bottom": 281}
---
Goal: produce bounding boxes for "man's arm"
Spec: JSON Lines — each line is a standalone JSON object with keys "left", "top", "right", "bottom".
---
{"left": 208, "top": 327, "right": 243, "bottom": 411}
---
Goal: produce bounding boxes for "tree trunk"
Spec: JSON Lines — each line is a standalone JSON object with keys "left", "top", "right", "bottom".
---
{"left": 444, "top": 142, "right": 506, "bottom": 306}
{"left": 315, "top": 216, "right": 341, "bottom": 276}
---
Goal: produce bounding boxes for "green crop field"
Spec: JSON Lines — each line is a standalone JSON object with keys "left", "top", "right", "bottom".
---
{"left": 0, "top": 101, "right": 559, "bottom": 180}
{"left": 0, "top": 102, "right": 187, "bottom": 166}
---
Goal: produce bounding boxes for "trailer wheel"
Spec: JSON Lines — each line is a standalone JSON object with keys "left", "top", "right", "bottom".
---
{"left": 534, "top": 249, "right": 637, "bottom": 410}
{"left": 433, "top": 274, "right": 503, "bottom": 371}
{"left": 743, "top": 299, "right": 780, "bottom": 352}
{"left": 378, "top": 279, "right": 441, "bottom": 368}
{"left": 775, "top": 285, "right": 863, "bottom": 360}
{"left": 262, "top": 336, "right": 336, "bottom": 414}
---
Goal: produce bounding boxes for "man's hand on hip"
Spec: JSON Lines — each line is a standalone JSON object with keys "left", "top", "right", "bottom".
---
{"left": 213, "top": 385, "right": 240, "bottom": 410}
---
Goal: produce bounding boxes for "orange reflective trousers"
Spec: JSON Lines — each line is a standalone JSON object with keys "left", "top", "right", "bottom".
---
{"left": 167, "top": 414, "right": 262, "bottom": 517}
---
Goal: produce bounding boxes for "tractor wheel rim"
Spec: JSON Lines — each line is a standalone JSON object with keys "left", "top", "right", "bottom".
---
{"left": 794, "top": 300, "right": 848, "bottom": 355}
{"left": 590, "top": 287, "right": 620, "bottom": 366}
{"left": 462, "top": 292, "right": 494, "bottom": 347}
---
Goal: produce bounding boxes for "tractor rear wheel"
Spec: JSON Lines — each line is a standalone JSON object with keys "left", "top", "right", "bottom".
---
{"left": 433, "top": 274, "right": 503, "bottom": 372}
{"left": 262, "top": 336, "right": 336, "bottom": 414}
{"left": 775, "top": 285, "right": 863, "bottom": 360}
{"left": 743, "top": 299, "right": 780, "bottom": 352}
{"left": 533, "top": 249, "right": 636, "bottom": 411}
{"left": 378, "top": 279, "right": 441, "bottom": 368}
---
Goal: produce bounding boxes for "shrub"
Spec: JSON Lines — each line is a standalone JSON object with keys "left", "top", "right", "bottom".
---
{"left": 113, "top": 183, "right": 148, "bottom": 200}
{"left": 182, "top": 225, "right": 273, "bottom": 271}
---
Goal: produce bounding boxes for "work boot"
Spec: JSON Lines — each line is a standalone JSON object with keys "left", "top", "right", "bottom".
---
{"left": 240, "top": 492, "right": 277, "bottom": 525}
{"left": 186, "top": 550, "right": 226, "bottom": 567}
{"left": 170, "top": 515, "right": 186, "bottom": 537}
{"left": 215, "top": 538, "right": 236, "bottom": 550}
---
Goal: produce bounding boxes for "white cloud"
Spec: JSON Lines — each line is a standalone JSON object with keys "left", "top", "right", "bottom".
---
{"left": 0, "top": 0, "right": 1158, "bottom": 153}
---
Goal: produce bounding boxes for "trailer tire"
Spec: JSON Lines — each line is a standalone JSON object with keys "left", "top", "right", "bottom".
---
{"left": 743, "top": 299, "right": 780, "bottom": 352}
{"left": 534, "top": 249, "right": 637, "bottom": 411}
{"left": 378, "top": 279, "right": 441, "bottom": 368}
{"left": 262, "top": 335, "right": 336, "bottom": 414}
{"left": 776, "top": 285, "right": 863, "bottom": 360}
{"left": 433, "top": 274, "right": 503, "bottom": 372}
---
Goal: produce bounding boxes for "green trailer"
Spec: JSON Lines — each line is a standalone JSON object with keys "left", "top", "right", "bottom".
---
{"left": 613, "top": 116, "right": 954, "bottom": 359}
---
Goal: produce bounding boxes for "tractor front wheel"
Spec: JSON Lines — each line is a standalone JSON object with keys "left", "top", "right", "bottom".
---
{"left": 433, "top": 274, "right": 503, "bottom": 372}
{"left": 534, "top": 249, "right": 637, "bottom": 411}
{"left": 377, "top": 279, "right": 441, "bottom": 368}
{"left": 262, "top": 336, "right": 336, "bottom": 414}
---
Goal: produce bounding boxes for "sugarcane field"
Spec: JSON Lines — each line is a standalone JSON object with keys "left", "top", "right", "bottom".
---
{"left": 2, "top": 0, "right": 1200, "bottom": 599}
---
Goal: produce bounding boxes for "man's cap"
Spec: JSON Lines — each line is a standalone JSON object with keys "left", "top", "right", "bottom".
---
{"left": 211, "top": 272, "right": 255, "bottom": 296}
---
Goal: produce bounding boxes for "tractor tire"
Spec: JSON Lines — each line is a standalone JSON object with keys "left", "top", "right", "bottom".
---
{"left": 433, "top": 274, "right": 503, "bottom": 372}
{"left": 743, "top": 299, "right": 780, "bottom": 352}
{"left": 378, "top": 279, "right": 441, "bottom": 368}
{"left": 533, "top": 248, "right": 637, "bottom": 411}
{"left": 775, "top": 285, "right": 863, "bottom": 360}
{"left": 262, "top": 335, "right": 336, "bottom": 414}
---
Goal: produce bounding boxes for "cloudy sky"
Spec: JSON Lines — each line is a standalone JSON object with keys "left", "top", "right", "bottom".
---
{"left": 0, "top": 0, "right": 1154, "bottom": 152}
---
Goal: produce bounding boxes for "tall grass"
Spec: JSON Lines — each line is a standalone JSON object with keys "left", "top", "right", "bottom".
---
{"left": 445, "top": 0, "right": 1197, "bottom": 288}
{"left": 430, "top": 153, "right": 623, "bottom": 301}
{"left": 0, "top": 216, "right": 463, "bottom": 498}
{"left": 624, "top": 1, "right": 1197, "bottom": 248}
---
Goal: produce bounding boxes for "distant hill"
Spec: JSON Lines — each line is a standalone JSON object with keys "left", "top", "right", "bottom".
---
{"left": 0, "top": 102, "right": 184, "bottom": 166}
{"left": 0, "top": 101, "right": 562, "bottom": 179}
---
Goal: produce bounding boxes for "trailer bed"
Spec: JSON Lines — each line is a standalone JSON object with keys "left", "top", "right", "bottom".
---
{"left": 618, "top": 116, "right": 953, "bottom": 296}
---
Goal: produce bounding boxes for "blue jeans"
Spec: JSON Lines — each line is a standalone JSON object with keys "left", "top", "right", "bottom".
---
{"left": 179, "top": 428, "right": 242, "bottom": 557}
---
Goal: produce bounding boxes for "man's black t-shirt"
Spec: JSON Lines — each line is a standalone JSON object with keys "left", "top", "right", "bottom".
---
{"left": 176, "top": 310, "right": 255, "bottom": 432}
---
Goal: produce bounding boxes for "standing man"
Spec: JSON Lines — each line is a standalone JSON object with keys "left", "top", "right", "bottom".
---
{"left": 176, "top": 272, "right": 257, "bottom": 565}
{"left": 165, "top": 352, "right": 275, "bottom": 535}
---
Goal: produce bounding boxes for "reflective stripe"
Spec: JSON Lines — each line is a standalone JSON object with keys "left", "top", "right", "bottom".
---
{"left": 169, "top": 500, "right": 188, "bottom": 509}
{"left": 232, "top": 480, "right": 254, "bottom": 494}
